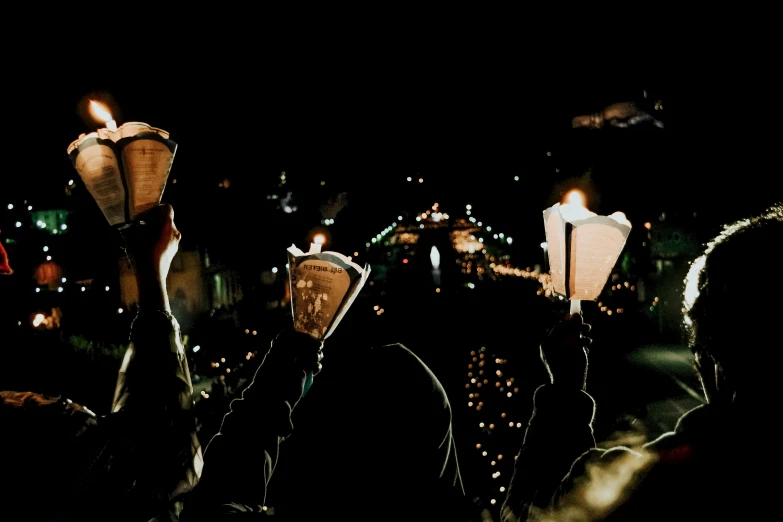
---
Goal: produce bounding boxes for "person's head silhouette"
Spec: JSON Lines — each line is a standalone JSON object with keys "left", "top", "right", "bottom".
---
{"left": 683, "top": 204, "right": 783, "bottom": 407}
{"left": 273, "top": 342, "right": 468, "bottom": 521}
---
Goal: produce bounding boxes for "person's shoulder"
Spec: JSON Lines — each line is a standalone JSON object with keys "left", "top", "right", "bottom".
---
{"left": 367, "top": 343, "right": 437, "bottom": 378}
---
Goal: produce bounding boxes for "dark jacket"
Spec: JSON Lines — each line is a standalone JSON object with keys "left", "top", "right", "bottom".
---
{"left": 181, "top": 340, "right": 468, "bottom": 521}
{"left": 180, "top": 330, "right": 322, "bottom": 520}
{"left": 0, "top": 311, "right": 202, "bottom": 522}
{"left": 275, "top": 343, "right": 468, "bottom": 521}
{"left": 501, "top": 384, "right": 776, "bottom": 521}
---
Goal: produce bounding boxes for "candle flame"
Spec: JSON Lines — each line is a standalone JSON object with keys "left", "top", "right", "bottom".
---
{"left": 566, "top": 190, "right": 585, "bottom": 207}
{"left": 89, "top": 100, "right": 114, "bottom": 124}
{"left": 313, "top": 233, "right": 326, "bottom": 245}
{"left": 609, "top": 211, "right": 632, "bottom": 228}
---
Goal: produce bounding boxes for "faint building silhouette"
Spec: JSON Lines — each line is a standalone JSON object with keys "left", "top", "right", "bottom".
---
{"left": 119, "top": 248, "right": 241, "bottom": 331}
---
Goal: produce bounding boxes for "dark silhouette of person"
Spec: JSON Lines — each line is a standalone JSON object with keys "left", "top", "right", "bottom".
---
{"left": 181, "top": 324, "right": 469, "bottom": 521}
{"left": 180, "top": 328, "right": 324, "bottom": 520}
{"left": 0, "top": 205, "right": 201, "bottom": 522}
{"left": 271, "top": 340, "right": 470, "bottom": 522}
{"left": 500, "top": 204, "right": 783, "bottom": 521}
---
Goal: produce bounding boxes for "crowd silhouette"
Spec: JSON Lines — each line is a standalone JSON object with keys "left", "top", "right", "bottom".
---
{"left": 2, "top": 201, "right": 782, "bottom": 521}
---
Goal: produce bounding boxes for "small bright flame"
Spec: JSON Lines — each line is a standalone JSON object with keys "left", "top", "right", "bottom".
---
{"left": 89, "top": 100, "right": 114, "bottom": 124}
{"left": 566, "top": 189, "right": 585, "bottom": 207}
{"left": 32, "top": 314, "right": 45, "bottom": 327}
{"left": 313, "top": 234, "right": 326, "bottom": 245}
{"left": 609, "top": 211, "right": 632, "bottom": 228}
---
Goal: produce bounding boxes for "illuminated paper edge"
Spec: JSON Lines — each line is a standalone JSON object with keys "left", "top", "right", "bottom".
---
{"left": 543, "top": 205, "right": 567, "bottom": 298}
{"left": 287, "top": 244, "right": 367, "bottom": 274}
{"left": 286, "top": 245, "right": 372, "bottom": 341}
{"left": 67, "top": 121, "right": 171, "bottom": 155}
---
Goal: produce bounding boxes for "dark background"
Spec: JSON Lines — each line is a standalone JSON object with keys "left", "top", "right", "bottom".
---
{"left": 2, "top": 32, "right": 781, "bottom": 519}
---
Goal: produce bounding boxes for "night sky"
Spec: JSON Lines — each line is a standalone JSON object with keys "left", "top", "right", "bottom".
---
{"left": 2, "top": 50, "right": 776, "bottom": 270}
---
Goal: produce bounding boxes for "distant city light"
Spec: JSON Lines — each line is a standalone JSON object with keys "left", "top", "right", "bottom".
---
{"left": 192, "top": 345, "right": 201, "bottom": 353}
{"left": 35, "top": 288, "right": 40, "bottom": 293}
{"left": 541, "top": 242, "right": 548, "bottom": 249}
{"left": 68, "top": 180, "right": 74, "bottom": 186}
{"left": 61, "top": 277, "right": 66, "bottom": 283}
{"left": 514, "top": 176, "right": 519, "bottom": 181}
{"left": 105, "top": 286, "right": 110, "bottom": 291}
{"left": 33, "top": 314, "right": 45, "bottom": 327}
{"left": 418, "top": 178, "right": 424, "bottom": 183}
{"left": 43, "top": 246, "right": 49, "bottom": 252}
{"left": 46, "top": 256, "right": 51, "bottom": 261}
{"left": 58, "top": 287, "right": 63, "bottom": 293}
{"left": 506, "top": 237, "right": 513, "bottom": 245}
{"left": 27, "top": 205, "right": 32, "bottom": 210}
{"left": 81, "top": 287, "right": 85, "bottom": 292}
{"left": 15, "top": 222, "right": 21, "bottom": 228}
{"left": 61, "top": 224, "right": 67, "bottom": 230}
{"left": 407, "top": 177, "right": 412, "bottom": 181}
{"left": 7, "top": 204, "right": 12, "bottom": 210}
{"left": 271, "top": 267, "right": 278, "bottom": 274}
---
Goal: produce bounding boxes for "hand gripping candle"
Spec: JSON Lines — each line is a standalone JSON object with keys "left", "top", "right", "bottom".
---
{"left": 287, "top": 243, "right": 371, "bottom": 395}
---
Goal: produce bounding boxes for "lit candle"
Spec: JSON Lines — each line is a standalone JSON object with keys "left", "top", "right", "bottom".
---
{"left": 564, "top": 189, "right": 586, "bottom": 315}
{"left": 310, "top": 233, "right": 326, "bottom": 253}
{"left": 89, "top": 100, "right": 117, "bottom": 131}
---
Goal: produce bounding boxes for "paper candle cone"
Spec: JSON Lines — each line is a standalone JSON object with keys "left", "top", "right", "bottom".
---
{"left": 66, "top": 122, "right": 177, "bottom": 228}
{"left": 543, "top": 203, "right": 631, "bottom": 302}
{"left": 287, "top": 244, "right": 371, "bottom": 341}
{"left": 0, "top": 241, "right": 12, "bottom": 275}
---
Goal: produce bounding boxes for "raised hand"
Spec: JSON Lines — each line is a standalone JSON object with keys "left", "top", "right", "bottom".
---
{"left": 540, "top": 313, "right": 593, "bottom": 390}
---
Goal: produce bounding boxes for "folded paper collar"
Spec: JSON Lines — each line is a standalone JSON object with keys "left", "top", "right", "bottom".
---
{"left": 67, "top": 122, "right": 171, "bottom": 155}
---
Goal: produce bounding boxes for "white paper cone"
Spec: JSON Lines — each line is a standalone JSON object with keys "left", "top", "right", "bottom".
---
{"left": 67, "top": 122, "right": 177, "bottom": 227}
{"left": 287, "top": 245, "right": 371, "bottom": 341}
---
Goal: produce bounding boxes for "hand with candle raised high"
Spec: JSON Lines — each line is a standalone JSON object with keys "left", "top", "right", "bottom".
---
{"left": 540, "top": 313, "right": 593, "bottom": 391}
{"left": 121, "top": 204, "right": 182, "bottom": 312}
